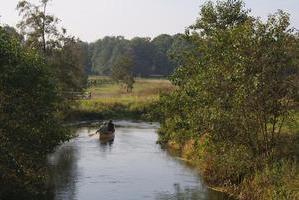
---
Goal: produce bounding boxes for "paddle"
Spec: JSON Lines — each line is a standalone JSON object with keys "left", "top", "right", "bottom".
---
{"left": 89, "top": 122, "right": 109, "bottom": 137}
{"left": 88, "top": 130, "right": 99, "bottom": 137}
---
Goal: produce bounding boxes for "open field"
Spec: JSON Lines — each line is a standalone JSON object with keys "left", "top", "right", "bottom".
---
{"left": 87, "top": 77, "right": 174, "bottom": 99}
{"left": 68, "top": 76, "right": 174, "bottom": 120}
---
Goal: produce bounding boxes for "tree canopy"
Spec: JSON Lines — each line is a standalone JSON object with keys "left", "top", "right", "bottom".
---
{"left": 111, "top": 54, "right": 135, "bottom": 92}
{"left": 0, "top": 26, "right": 71, "bottom": 199}
{"left": 155, "top": 0, "right": 298, "bottom": 192}
{"left": 17, "top": 0, "right": 88, "bottom": 93}
{"left": 89, "top": 34, "right": 192, "bottom": 77}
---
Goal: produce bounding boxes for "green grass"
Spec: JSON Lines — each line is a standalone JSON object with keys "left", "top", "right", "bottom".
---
{"left": 68, "top": 76, "right": 174, "bottom": 121}
{"left": 87, "top": 77, "right": 174, "bottom": 99}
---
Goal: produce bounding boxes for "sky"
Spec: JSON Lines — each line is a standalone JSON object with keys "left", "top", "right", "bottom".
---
{"left": 0, "top": 0, "right": 298, "bottom": 42}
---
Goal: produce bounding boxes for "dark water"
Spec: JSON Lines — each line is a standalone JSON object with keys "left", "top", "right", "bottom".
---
{"left": 47, "top": 121, "right": 232, "bottom": 200}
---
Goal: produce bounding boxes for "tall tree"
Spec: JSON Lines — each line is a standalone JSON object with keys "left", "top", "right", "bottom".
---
{"left": 17, "top": 0, "right": 87, "bottom": 93}
{"left": 17, "top": 0, "right": 63, "bottom": 54}
{"left": 91, "top": 36, "right": 130, "bottom": 75}
{"left": 158, "top": 0, "right": 298, "bottom": 156}
{"left": 151, "top": 34, "right": 173, "bottom": 75}
{"left": 80, "top": 41, "right": 93, "bottom": 74}
{"left": 129, "top": 37, "right": 154, "bottom": 76}
{"left": 167, "top": 33, "right": 194, "bottom": 68}
{"left": 49, "top": 37, "right": 88, "bottom": 92}
{"left": 88, "top": 35, "right": 192, "bottom": 77}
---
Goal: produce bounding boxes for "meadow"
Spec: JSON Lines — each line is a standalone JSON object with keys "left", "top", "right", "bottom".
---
{"left": 68, "top": 76, "right": 174, "bottom": 120}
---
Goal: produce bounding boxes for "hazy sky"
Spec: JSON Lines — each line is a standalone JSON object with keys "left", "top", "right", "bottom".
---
{"left": 0, "top": 0, "right": 298, "bottom": 42}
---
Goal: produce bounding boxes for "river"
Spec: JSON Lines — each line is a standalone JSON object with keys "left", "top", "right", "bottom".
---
{"left": 46, "top": 121, "right": 232, "bottom": 200}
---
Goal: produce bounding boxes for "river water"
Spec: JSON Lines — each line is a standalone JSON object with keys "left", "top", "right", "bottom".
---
{"left": 47, "top": 121, "right": 232, "bottom": 200}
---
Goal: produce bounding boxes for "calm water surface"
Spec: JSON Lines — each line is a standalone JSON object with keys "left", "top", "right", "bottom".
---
{"left": 47, "top": 121, "right": 232, "bottom": 200}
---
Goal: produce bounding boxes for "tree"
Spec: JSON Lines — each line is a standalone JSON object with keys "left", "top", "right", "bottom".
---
{"left": 111, "top": 55, "right": 135, "bottom": 92}
{"left": 2, "top": 25, "right": 23, "bottom": 41}
{"left": 167, "top": 33, "right": 195, "bottom": 68}
{"left": 17, "top": 0, "right": 63, "bottom": 54}
{"left": 17, "top": 0, "right": 87, "bottom": 93}
{"left": 89, "top": 35, "right": 185, "bottom": 77}
{"left": 80, "top": 41, "right": 93, "bottom": 74}
{"left": 151, "top": 34, "right": 173, "bottom": 75}
{"left": 129, "top": 37, "right": 154, "bottom": 76}
{"left": 0, "top": 26, "right": 70, "bottom": 199}
{"left": 49, "top": 37, "right": 88, "bottom": 92}
{"left": 158, "top": 0, "right": 298, "bottom": 156}
{"left": 91, "top": 36, "right": 130, "bottom": 75}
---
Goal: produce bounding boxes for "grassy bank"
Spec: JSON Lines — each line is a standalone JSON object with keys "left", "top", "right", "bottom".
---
{"left": 67, "top": 76, "right": 174, "bottom": 121}
{"left": 160, "top": 112, "right": 299, "bottom": 200}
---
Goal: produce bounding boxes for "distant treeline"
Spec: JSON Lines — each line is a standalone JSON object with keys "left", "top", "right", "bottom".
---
{"left": 84, "top": 34, "right": 193, "bottom": 77}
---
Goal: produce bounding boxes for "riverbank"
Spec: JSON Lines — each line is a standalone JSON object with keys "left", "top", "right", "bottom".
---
{"left": 66, "top": 77, "right": 174, "bottom": 121}
{"left": 159, "top": 111, "right": 299, "bottom": 200}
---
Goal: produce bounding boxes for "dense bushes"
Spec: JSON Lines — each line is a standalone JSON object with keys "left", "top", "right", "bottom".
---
{"left": 0, "top": 26, "right": 71, "bottom": 199}
{"left": 154, "top": 0, "right": 299, "bottom": 199}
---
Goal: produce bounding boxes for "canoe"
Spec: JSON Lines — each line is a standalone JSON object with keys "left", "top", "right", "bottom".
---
{"left": 99, "top": 130, "right": 115, "bottom": 140}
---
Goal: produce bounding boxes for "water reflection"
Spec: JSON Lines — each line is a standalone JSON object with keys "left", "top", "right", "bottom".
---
{"left": 98, "top": 139, "right": 114, "bottom": 152}
{"left": 46, "top": 139, "right": 80, "bottom": 200}
{"left": 46, "top": 121, "right": 233, "bottom": 200}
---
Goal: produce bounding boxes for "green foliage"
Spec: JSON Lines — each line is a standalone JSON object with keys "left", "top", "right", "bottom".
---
{"left": 17, "top": 0, "right": 61, "bottom": 53}
{"left": 111, "top": 55, "right": 135, "bottom": 92}
{"left": 2, "top": 25, "right": 23, "bottom": 41}
{"left": 167, "top": 34, "right": 195, "bottom": 67}
{"left": 17, "top": 0, "right": 88, "bottom": 93}
{"left": 49, "top": 37, "right": 88, "bottom": 92}
{"left": 188, "top": 0, "right": 250, "bottom": 35}
{"left": 154, "top": 0, "right": 299, "bottom": 198}
{"left": 129, "top": 37, "right": 154, "bottom": 76}
{"left": 0, "top": 26, "right": 71, "bottom": 199}
{"left": 80, "top": 41, "right": 93, "bottom": 74}
{"left": 91, "top": 36, "right": 130, "bottom": 75}
{"left": 89, "top": 34, "right": 192, "bottom": 77}
{"left": 159, "top": 0, "right": 298, "bottom": 154}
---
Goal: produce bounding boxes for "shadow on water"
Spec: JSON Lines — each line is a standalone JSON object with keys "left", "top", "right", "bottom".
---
{"left": 45, "top": 121, "right": 234, "bottom": 200}
{"left": 46, "top": 137, "right": 80, "bottom": 200}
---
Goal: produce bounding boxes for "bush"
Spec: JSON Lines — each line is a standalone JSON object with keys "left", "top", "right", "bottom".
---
{"left": 0, "top": 26, "right": 71, "bottom": 199}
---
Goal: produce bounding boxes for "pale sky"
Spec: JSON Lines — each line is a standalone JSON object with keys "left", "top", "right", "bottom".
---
{"left": 0, "top": 0, "right": 298, "bottom": 42}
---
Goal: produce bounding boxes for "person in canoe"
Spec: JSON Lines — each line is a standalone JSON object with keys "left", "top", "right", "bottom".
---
{"left": 107, "top": 120, "right": 115, "bottom": 132}
{"left": 96, "top": 120, "right": 115, "bottom": 140}
{"left": 94, "top": 119, "right": 114, "bottom": 133}
{"left": 89, "top": 120, "right": 115, "bottom": 137}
